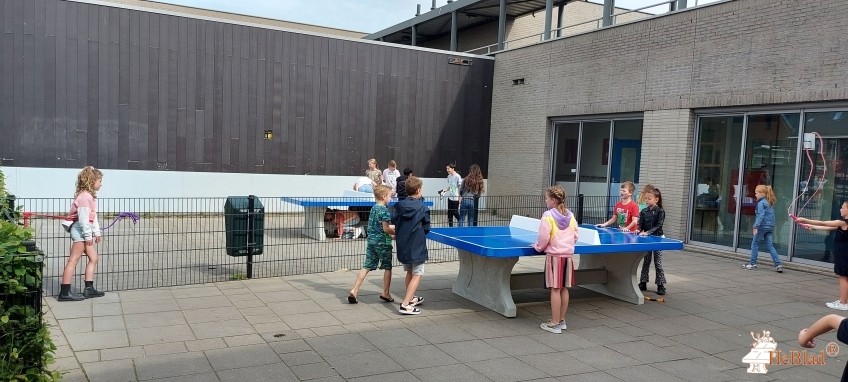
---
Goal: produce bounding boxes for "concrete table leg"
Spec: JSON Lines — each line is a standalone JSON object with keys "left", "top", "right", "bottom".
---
{"left": 452, "top": 249, "right": 519, "bottom": 317}
{"left": 301, "top": 206, "right": 327, "bottom": 240}
{"left": 576, "top": 252, "right": 644, "bottom": 305}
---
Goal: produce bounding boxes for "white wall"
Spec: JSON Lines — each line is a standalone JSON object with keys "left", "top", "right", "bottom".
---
{"left": 3, "top": 167, "right": 486, "bottom": 212}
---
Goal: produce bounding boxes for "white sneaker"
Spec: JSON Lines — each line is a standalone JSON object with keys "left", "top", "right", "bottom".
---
{"left": 742, "top": 263, "right": 757, "bottom": 270}
{"left": 540, "top": 321, "right": 562, "bottom": 334}
{"left": 555, "top": 320, "right": 567, "bottom": 331}
{"left": 826, "top": 301, "right": 848, "bottom": 310}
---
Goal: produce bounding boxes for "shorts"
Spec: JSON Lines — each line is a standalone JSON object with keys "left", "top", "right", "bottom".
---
{"left": 545, "top": 255, "right": 574, "bottom": 289}
{"left": 363, "top": 243, "right": 393, "bottom": 270}
{"left": 68, "top": 222, "right": 90, "bottom": 243}
{"left": 403, "top": 262, "right": 425, "bottom": 276}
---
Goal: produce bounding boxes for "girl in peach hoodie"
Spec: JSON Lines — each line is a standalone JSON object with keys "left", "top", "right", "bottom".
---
{"left": 533, "top": 185, "right": 578, "bottom": 334}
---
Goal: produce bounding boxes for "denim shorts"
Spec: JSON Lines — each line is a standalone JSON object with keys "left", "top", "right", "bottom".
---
{"left": 68, "top": 222, "right": 87, "bottom": 242}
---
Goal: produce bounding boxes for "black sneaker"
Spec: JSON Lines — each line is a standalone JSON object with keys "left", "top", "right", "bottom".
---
{"left": 58, "top": 290, "right": 85, "bottom": 302}
{"left": 657, "top": 285, "right": 666, "bottom": 296}
{"left": 638, "top": 282, "right": 647, "bottom": 291}
{"left": 83, "top": 286, "right": 105, "bottom": 298}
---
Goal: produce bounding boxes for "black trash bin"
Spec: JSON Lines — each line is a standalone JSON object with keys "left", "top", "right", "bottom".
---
{"left": 224, "top": 196, "right": 265, "bottom": 257}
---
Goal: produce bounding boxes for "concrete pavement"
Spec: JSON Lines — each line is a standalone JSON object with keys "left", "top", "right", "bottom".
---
{"left": 45, "top": 249, "right": 847, "bottom": 381}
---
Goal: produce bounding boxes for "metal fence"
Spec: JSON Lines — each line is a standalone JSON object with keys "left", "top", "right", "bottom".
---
{"left": 15, "top": 195, "right": 609, "bottom": 296}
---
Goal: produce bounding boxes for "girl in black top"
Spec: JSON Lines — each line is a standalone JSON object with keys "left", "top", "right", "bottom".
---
{"left": 637, "top": 188, "right": 666, "bottom": 295}
{"left": 795, "top": 201, "right": 848, "bottom": 310}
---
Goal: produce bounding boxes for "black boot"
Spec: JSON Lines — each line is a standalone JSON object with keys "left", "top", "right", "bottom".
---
{"left": 83, "top": 281, "right": 105, "bottom": 298}
{"left": 657, "top": 285, "right": 666, "bottom": 296}
{"left": 58, "top": 284, "right": 84, "bottom": 302}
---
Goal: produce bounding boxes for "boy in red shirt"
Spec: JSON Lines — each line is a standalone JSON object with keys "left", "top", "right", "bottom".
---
{"left": 596, "top": 181, "right": 640, "bottom": 232}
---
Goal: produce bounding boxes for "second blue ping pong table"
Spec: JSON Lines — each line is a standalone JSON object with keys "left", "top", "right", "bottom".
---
{"left": 427, "top": 216, "right": 684, "bottom": 317}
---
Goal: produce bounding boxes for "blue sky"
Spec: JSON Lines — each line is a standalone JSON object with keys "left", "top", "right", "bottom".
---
{"left": 155, "top": 0, "right": 719, "bottom": 33}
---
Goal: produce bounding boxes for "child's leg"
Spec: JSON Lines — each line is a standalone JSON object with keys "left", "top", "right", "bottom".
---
{"left": 62, "top": 242, "right": 86, "bottom": 284}
{"left": 653, "top": 251, "right": 666, "bottom": 286}
{"left": 749, "top": 231, "right": 762, "bottom": 265}
{"left": 349, "top": 268, "right": 371, "bottom": 298}
{"left": 382, "top": 269, "right": 392, "bottom": 298}
{"left": 559, "top": 287, "right": 570, "bottom": 323}
{"left": 839, "top": 275, "right": 848, "bottom": 304}
{"left": 403, "top": 274, "right": 422, "bottom": 305}
{"left": 83, "top": 244, "right": 100, "bottom": 282}
{"left": 549, "top": 287, "right": 562, "bottom": 324}
{"left": 764, "top": 231, "right": 782, "bottom": 266}
{"left": 639, "top": 252, "right": 653, "bottom": 284}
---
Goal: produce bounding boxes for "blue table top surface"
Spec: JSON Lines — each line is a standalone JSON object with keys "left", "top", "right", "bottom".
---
{"left": 281, "top": 196, "right": 434, "bottom": 207}
{"left": 427, "top": 225, "right": 684, "bottom": 258}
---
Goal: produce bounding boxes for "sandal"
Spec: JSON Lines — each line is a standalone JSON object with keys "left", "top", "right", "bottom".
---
{"left": 409, "top": 296, "right": 423, "bottom": 306}
{"left": 348, "top": 293, "right": 358, "bottom": 304}
{"left": 398, "top": 303, "right": 421, "bottom": 315}
{"left": 379, "top": 294, "right": 394, "bottom": 303}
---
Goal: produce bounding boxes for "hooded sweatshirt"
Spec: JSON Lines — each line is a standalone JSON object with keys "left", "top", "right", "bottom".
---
{"left": 392, "top": 197, "right": 431, "bottom": 264}
{"left": 533, "top": 208, "right": 578, "bottom": 257}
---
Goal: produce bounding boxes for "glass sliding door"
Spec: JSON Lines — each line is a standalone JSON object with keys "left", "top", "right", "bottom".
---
{"left": 793, "top": 111, "right": 848, "bottom": 263}
{"left": 691, "top": 116, "right": 744, "bottom": 246}
{"left": 552, "top": 122, "right": 580, "bottom": 198}
{"left": 736, "top": 113, "right": 800, "bottom": 259}
{"left": 579, "top": 121, "right": 613, "bottom": 220}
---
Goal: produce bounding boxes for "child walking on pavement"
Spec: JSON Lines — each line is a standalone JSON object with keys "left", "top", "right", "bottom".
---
{"left": 348, "top": 185, "right": 396, "bottom": 304}
{"left": 743, "top": 185, "right": 784, "bottom": 273}
{"left": 533, "top": 185, "right": 578, "bottom": 334}
{"left": 393, "top": 177, "right": 431, "bottom": 315}
{"left": 58, "top": 166, "right": 106, "bottom": 301}
{"left": 637, "top": 187, "right": 667, "bottom": 295}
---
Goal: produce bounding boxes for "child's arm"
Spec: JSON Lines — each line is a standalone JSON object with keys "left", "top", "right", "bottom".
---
{"left": 752, "top": 201, "right": 764, "bottom": 228}
{"left": 799, "top": 314, "right": 845, "bottom": 348}
{"left": 796, "top": 217, "right": 845, "bottom": 228}
{"left": 533, "top": 216, "right": 552, "bottom": 252}
{"left": 802, "top": 224, "right": 839, "bottom": 231}
{"left": 597, "top": 216, "right": 615, "bottom": 228}
{"left": 625, "top": 204, "right": 639, "bottom": 232}
{"left": 381, "top": 221, "right": 395, "bottom": 236}
{"left": 422, "top": 207, "right": 431, "bottom": 235}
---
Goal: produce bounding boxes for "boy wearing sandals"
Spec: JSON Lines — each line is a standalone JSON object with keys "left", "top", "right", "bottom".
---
{"left": 348, "top": 185, "right": 396, "bottom": 304}
{"left": 392, "top": 176, "right": 431, "bottom": 315}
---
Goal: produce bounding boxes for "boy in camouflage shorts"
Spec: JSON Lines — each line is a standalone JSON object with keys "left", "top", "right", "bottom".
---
{"left": 348, "top": 185, "right": 396, "bottom": 303}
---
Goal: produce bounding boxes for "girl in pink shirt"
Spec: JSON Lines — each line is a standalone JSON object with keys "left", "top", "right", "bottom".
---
{"left": 533, "top": 185, "right": 578, "bottom": 334}
{"left": 58, "top": 166, "right": 105, "bottom": 301}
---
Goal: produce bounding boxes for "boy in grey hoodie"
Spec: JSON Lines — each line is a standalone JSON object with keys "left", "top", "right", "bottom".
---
{"left": 392, "top": 176, "right": 431, "bottom": 315}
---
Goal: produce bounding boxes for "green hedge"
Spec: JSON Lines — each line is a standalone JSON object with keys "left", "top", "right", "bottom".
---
{"left": 0, "top": 168, "right": 59, "bottom": 381}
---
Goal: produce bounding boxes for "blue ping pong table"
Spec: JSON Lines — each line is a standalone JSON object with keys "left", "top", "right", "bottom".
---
{"left": 281, "top": 196, "right": 433, "bottom": 240}
{"left": 427, "top": 215, "right": 684, "bottom": 317}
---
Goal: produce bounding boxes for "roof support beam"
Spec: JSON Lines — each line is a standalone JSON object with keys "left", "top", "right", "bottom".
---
{"left": 411, "top": 24, "right": 417, "bottom": 46}
{"left": 555, "top": 0, "right": 564, "bottom": 37}
{"left": 497, "top": 0, "right": 506, "bottom": 50}
{"left": 543, "top": 0, "right": 553, "bottom": 40}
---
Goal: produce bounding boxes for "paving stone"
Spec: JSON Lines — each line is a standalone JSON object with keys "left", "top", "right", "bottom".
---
{"left": 607, "top": 340, "right": 689, "bottom": 363}
{"left": 135, "top": 352, "right": 212, "bottom": 380}
{"left": 651, "top": 359, "right": 737, "bottom": 382}
{"left": 360, "top": 327, "right": 431, "bottom": 350}
{"left": 120, "top": 289, "right": 174, "bottom": 302}
{"left": 222, "top": 334, "right": 265, "bottom": 347}
{"left": 150, "top": 372, "right": 221, "bottom": 382}
{"left": 52, "top": 300, "right": 93, "bottom": 319}
{"left": 324, "top": 350, "right": 404, "bottom": 379}
{"left": 466, "top": 357, "right": 550, "bottom": 382}
{"left": 484, "top": 335, "right": 555, "bottom": 356}
{"left": 124, "top": 311, "right": 187, "bottom": 329}
{"left": 182, "top": 307, "right": 243, "bottom": 323}
{"left": 306, "top": 333, "right": 376, "bottom": 357}
{"left": 410, "top": 323, "right": 476, "bottom": 344}
{"left": 386, "top": 344, "right": 460, "bottom": 369}
{"left": 409, "top": 362, "right": 493, "bottom": 382}
{"left": 348, "top": 371, "right": 420, "bottom": 382}
{"left": 281, "top": 311, "right": 344, "bottom": 330}
{"left": 185, "top": 338, "right": 227, "bottom": 352}
{"left": 94, "top": 315, "right": 126, "bottom": 331}
{"left": 566, "top": 347, "right": 642, "bottom": 370}
{"left": 128, "top": 324, "right": 195, "bottom": 346}
{"left": 51, "top": 356, "right": 82, "bottom": 372}
{"left": 605, "top": 364, "right": 687, "bottom": 382}
{"left": 82, "top": 359, "right": 137, "bottom": 382}
{"left": 76, "top": 349, "right": 100, "bottom": 363}
{"left": 190, "top": 319, "right": 255, "bottom": 339}
{"left": 289, "top": 361, "right": 342, "bottom": 380}
{"left": 205, "top": 344, "right": 283, "bottom": 371}
{"left": 67, "top": 330, "right": 129, "bottom": 351}
{"left": 170, "top": 286, "right": 224, "bottom": 299}
{"left": 59, "top": 317, "right": 92, "bottom": 333}
{"left": 122, "top": 298, "right": 180, "bottom": 315}
{"left": 269, "top": 338, "right": 313, "bottom": 355}
{"left": 437, "top": 339, "right": 510, "bottom": 363}
{"left": 91, "top": 302, "right": 124, "bottom": 317}
{"left": 216, "top": 363, "right": 297, "bottom": 382}
{"left": 279, "top": 350, "right": 325, "bottom": 367}
{"left": 560, "top": 371, "right": 624, "bottom": 381}
{"left": 175, "top": 296, "right": 233, "bottom": 311}
{"left": 144, "top": 342, "right": 188, "bottom": 356}
{"left": 101, "top": 346, "right": 145, "bottom": 361}
{"left": 518, "top": 352, "right": 598, "bottom": 377}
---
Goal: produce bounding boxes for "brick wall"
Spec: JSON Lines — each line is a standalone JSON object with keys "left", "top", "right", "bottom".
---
{"left": 489, "top": 0, "right": 848, "bottom": 240}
